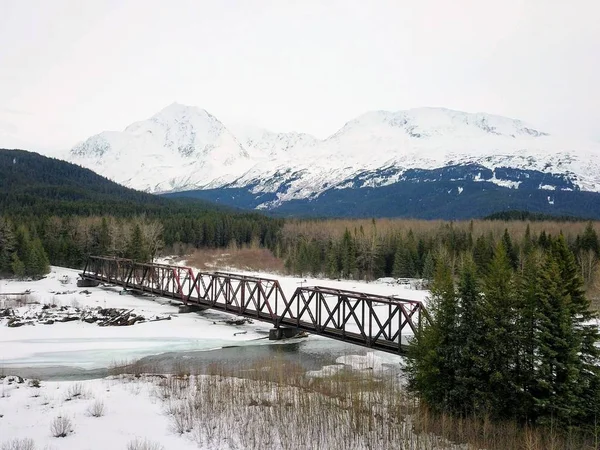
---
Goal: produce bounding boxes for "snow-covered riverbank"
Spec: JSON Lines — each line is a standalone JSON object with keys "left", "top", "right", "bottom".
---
{"left": 0, "top": 267, "right": 273, "bottom": 371}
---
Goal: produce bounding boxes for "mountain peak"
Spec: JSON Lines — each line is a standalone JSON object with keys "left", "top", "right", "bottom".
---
{"left": 144, "top": 102, "right": 213, "bottom": 125}
{"left": 330, "top": 107, "right": 549, "bottom": 140}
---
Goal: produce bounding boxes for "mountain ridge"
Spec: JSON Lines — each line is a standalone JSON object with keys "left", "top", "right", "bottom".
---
{"left": 63, "top": 103, "right": 600, "bottom": 217}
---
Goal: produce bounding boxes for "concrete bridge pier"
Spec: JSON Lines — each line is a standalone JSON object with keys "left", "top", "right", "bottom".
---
{"left": 269, "top": 327, "right": 301, "bottom": 340}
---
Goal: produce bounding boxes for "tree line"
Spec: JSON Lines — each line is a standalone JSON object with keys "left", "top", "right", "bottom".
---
{"left": 281, "top": 220, "right": 600, "bottom": 293}
{"left": 0, "top": 212, "right": 283, "bottom": 278}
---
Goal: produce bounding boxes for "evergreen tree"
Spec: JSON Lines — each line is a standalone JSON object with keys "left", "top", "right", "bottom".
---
{"left": 472, "top": 234, "right": 494, "bottom": 275}
{"left": 453, "top": 255, "right": 487, "bottom": 415}
{"left": 580, "top": 222, "right": 600, "bottom": 256}
{"left": 325, "top": 240, "right": 340, "bottom": 278}
{"left": 407, "top": 256, "right": 459, "bottom": 412}
{"left": 421, "top": 251, "right": 435, "bottom": 283}
{"left": 515, "top": 248, "right": 547, "bottom": 422}
{"left": 480, "top": 242, "right": 520, "bottom": 418}
{"left": 549, "top": 235, "right": 600, "bottom": 425}
{"left": 340, "top": 229, "right": 356, "bottom": 278}
{"left": 502, "top": 228, "right": 519, "bottom": 270}
{"left": 0, "top": 219, "right": 15, "bottom": 274}
{"left": 10, "top": 252, "right": 25, "bottom": 278}
{"left": 28, "top": 237, "right": 50, "bottom": 277}
{"left": 126, "top": 224, "right": 149, "bottom": 261}
{"left": 521, "top": 224, "right": 535, "bottom": 260}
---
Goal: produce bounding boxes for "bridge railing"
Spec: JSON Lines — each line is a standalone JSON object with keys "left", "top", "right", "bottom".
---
{"left": 81, "top": 256, "right": 429, "bottom": 354}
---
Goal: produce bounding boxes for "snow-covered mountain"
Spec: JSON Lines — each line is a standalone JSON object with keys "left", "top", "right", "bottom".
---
{"left": 69, "top": 103, "right": 251, "bottom": 192}
{"left": 66, "top": 103, "right": 600, "bottom": 216}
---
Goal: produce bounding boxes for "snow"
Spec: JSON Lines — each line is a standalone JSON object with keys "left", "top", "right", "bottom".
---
{"left": 0, "top": 267, "right": 269, "bottom": 370}
{"left": 59, "top": 103, "right": 600, "bottom": 206}
{"left": 0, "top": 375, "right": 200, "bottom": 450}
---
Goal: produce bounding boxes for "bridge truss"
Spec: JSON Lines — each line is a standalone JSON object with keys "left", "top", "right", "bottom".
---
{"left": 81, "top": 256, "right": 429, "bottom": 355}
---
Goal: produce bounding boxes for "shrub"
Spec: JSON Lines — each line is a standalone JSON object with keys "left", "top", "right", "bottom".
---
{"left": 64, "top": 383, "right": 84, "bottom": 400}
{"left": 28, "top": 379, "right": 41, "bottom": 388}
{"left": 126, "top": 438, "right": 164, "bottom": 450}
{"left": 50, "top": 416, "right": 72, "bottom": 438}
{"left": 1, "top": 438, "right": 35, "bottom": 450}
{"left": 86, "top": 399, "right": 105, "bottom": 417}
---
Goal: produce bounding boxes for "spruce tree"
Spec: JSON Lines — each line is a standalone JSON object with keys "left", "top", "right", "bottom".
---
{"left": 472, "top": 234, "right": 493, "bottom": 275}
{"left": 480, "top": 241, "right": 519, "bottom": 418}
{"left": 126, "top": 224, "right": 148, "bottom": 262}
{"left": 0, "top": 219, "right": 15, "bottom": 274}
{"left": 30, "top": 237, "right": 50, "bottom": 276}
{"left": 340, "top": 229, "right": 356, "bottom": 278}
{"left": 502, "top": 228, "right": 519, "bottom": 270}
{"left": 580, "top": 222, "right": 600, "bottom": 256}
{"left": 453, "top": 254, "right": 486, "bottom": 415}
{"left": 407, "top": 256, "right": 459, "bottom": 412}
{"left": 421, "top": 251, "right": 435, "bottom": 283}
{"left": 516, "top": 248, "right": 548, "bottom": 423}
{"left": 14, "top": 226, "right": 35, "bottom": 276}
{"left": 550, "top": 235, "right": 600, "bottom": 425}
{"left": 326, "top": 240, "right": 340, "bottom": 278}
{"left": 10, "top": 252, "right": 25, "bottom": 278}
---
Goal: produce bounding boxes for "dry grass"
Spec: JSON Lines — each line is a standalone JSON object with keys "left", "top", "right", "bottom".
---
{"left": 135, "top": 356, "right": 600, "bottom": 450}
{"left": 185, "top": 245, "right": 285, "bottom": 273}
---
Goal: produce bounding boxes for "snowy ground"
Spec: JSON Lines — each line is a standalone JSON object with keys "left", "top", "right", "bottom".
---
{"left": 0, "top": 267, "right": 276, "bottom": 372}
{"left": 1, "top": 350, "right": 401, "bottom": 450}
{"left": 0, "top": 375, "right": 199, "bottom": 450}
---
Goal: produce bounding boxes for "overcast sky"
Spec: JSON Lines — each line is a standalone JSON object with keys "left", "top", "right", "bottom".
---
{"left": 0, "top": 0, "right": 599, "bottom": 152}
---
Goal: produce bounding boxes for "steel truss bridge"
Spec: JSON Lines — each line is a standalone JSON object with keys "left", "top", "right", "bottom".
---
{"left": 81, "top": 256, "right": 429, "bottom": 355}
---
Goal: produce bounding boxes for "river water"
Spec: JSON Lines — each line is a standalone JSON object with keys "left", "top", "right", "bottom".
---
{"left": 4, "top": 335, "right": 405, "bottom": 381}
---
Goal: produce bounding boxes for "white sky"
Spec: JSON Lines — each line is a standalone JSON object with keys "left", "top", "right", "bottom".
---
{"left": 0, "top": 0, "right": 599, "bottom": 152}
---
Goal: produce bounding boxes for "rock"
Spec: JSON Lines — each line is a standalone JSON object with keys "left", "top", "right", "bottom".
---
{"left": 59, "top": 316, "right": 79, "bottom": 323}
{"left": 224, "top": 318, "right": 253, "bottom": 326}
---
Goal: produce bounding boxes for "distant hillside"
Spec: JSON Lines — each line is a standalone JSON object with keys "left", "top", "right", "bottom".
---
{"left": 0, "top": 148, "right": 225, "bottom": 216}
{"left": 165, "top": 172, "right": 600, "bottom": 220}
